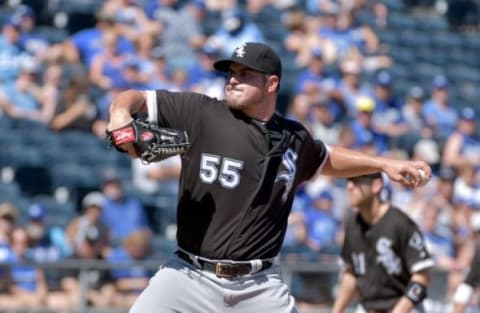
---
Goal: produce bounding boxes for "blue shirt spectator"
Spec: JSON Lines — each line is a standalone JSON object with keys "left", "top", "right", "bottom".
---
{"left": 100, "top": 175, "right": 151, "bottom": 245}
{"left": 0, "top": 16, "right": 33, "bottom": 82}
{"left": 209, "top": 9, "right": 265, "bottom": 58}
{"left": 68, "top": 11, "right": 134, "bottom": 68}
{"left": 422, "top": 75, "right": 458, "bottom": 143}
{"left": 304, "top": 190, "right": 340, "bottom": 253}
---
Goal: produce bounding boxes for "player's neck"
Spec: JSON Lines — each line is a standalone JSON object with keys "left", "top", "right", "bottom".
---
{"left": 358, "top": 201, "right": 389, "bottom": 225}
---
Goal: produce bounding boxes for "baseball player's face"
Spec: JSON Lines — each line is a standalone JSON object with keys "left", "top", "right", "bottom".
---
{"left": 225, "top": 63, "right": 269, "bottom": 110}
{"left": 346, "top": 177, "right": 376, "bottom": 207}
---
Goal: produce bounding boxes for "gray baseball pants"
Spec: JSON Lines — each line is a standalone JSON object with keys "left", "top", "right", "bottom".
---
{"left": 129, "top": 254, "right": 298, "bottom": 313}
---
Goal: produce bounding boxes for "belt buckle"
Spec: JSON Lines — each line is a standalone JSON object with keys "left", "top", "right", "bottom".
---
{"left": 215, "top": 263, "right": 238, "bottom": 278}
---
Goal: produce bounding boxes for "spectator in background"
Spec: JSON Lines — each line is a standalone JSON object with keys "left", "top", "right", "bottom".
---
{"left": 452, "top": 212, "right": 480, "bottom": 313}
{"left": 24, "top": 204, "right": 69, "bottom": 261}
{"left": 66, "top": 191, "right": 110, "bottom": 256}
{"left": 336, "top": 59, "right": 370, "bottom": 117}
{"left": 152, "top": 0, "right": 206, "bottom": 71}
{"left": 350, "top": 96, "right": 388, "bottom": 155}
{"left": 294, "top": 48, "right": 332, "bottom": 95}
{"left": 102, "top": 0, "right": 161, "bottom": 40}
{"left": 89, "top": 30, "right": 131, "bottom": 92}
{"left": 420, "top": 204, "right": 464, "bottom": 297}
{"left": 132, "top": 156, "right": 181, "bottom": 197}
{"left": 187, "top": 44, "right": 225, "bottom": 99}
{"left": 130, "top": 34, "right": 157, "bottom": 84}
{"left": 452, "top": 164, "right": 480, "bottom": 211}
{"left": 107, "top": 230, "right": 154, "bottom": 309}
{"left": 422, "top": 75, "right": 458, "bottom": 145}
{"left": 309, "top": 94, "right": 342, "bottom": 144}
{"left": 286, "top": 93, "right": 312, "bottom": 126}
{"left": 38, "top": 64, "right": 64, "bottom": 123}
{"left": 13, "top": 4, "right": 50, "bottom": 60}
{"left": 49, "top": 75, "right": 101, "bottom": 135}
{"left": 208, "top": 8, "right": 265, "bottom": 58}
{"left": 63, "top": 10, "right": 134, "bottom": 68}
{"left": 0, "top": 203, "right": 18, "bottom": 293}
{"left": 100, "top": 173, "right": 151, "bottom": 246}
{"left": 0, "top": 227, "right": 48, "bottom": 310}
{"left": 47, "top": 223, "right": 115, "bottom": 310}
{"left": 281, "top": 188, "right": 309, "bottom": 259}
{"left": 0, "top": 59, "right": 48, "bottom": 123}
{"left": 443, "top": 106, "right": 480, "bottom": 171}
{"left": 304, "top": 190, "right": 341, "bottom": 254}
{"left": 0, "top": 15, "right": 32, "bottom": 83}
{"left": 370, "top": 71, "right": 409, "bottom": 149}
{"left": 400, "top": 85, "right": 432, "bottom": 156}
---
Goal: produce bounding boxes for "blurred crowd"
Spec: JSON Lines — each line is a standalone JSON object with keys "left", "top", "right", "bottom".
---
{"left": 0, "top": 0, "right": 479, "bottom": 310}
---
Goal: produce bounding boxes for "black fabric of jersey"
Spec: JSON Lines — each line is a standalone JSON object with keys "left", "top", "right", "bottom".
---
{"left": 341, "top": 207, "right": 433, "bottom": 311}
{"left": 152, "top": 90, "right": 328, "bottom": 260}
{"left": 465, "top": 244, "right": 480, "bottom": 287}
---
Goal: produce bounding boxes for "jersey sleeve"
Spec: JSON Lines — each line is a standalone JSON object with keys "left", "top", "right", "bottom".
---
{"left": 465, "top": 246, "right": 480, "bottom": 287}
{"left": 340, "top": 217, "right": 354, "bottom": 271}
{"left": 145, "top": 90, "right": 211, "bottom": 136}
{"left": 297, "top": 134, "right": 329, "bottom": 182}
{"left": 400, "top": 219, "right": 435, "bottom": 274}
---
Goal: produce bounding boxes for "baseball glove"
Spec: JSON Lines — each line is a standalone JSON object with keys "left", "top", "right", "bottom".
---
{"left": 106, "top": 118, "right": 190, "bottom": 163}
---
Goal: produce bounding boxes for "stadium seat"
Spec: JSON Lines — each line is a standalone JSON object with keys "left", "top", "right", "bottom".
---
{"left": 388, "top": 13, "right": 417, "bottom": 30}
{"left": 32, "top": 26, "right": 68, "bottom": 44}
{"left": 431, "top": 31, "right": 463, "bottom": 49}
{"left": 388, "top": 47, "right": 416, "bottom": 65}
{"left": 415, "top": 47, "right": 448, "bottom": 66}
{"left": 416, "top": 14, "right": 449, "bottom": 32}
{"left": 398, "top": 30, "right": 431, "bottom": 48}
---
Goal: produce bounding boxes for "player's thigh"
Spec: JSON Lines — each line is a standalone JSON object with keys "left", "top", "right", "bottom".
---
{"left": 226, "top": 269, "right": 298, "bottom": 313}
{"left": 129, "top": 259, "right": 221, "bottom": 313}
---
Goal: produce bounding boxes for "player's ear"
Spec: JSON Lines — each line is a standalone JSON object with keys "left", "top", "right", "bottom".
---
{"left": 372, "top": 178, "right": 384, "bottom": 195}
{"left": 266, "top": 75, "right": 280, "bottom": 92}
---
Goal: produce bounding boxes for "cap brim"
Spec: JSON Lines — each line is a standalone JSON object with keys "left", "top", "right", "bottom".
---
{"left": 213, "top": 59, "right": 233, "bottom": 73}
{"left": 213, "top": 59, "right": 278, "bottom": 77}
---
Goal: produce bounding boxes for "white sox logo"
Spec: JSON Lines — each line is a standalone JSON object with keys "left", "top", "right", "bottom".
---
{"left": 234, "top": 43, "right": 247, "bottom": 58}
{"left": 376, "top": 237, "right": 401, "bottom": 275}
{"left": 275, "top": 148, "right": 297, "bottom": 203}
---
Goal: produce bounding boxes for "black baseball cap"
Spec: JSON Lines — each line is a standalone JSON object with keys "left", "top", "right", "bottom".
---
{"left": 214, "top": 42, "right": 282, "bottom": 79}
{"left": 347, "top": 172, "right": 383, "bottom": 182}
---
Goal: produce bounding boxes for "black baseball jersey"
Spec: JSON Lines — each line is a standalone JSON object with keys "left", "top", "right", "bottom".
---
{"left": 146, "top": 90, "right": 328, "bottom": 260}
{"left": 465, "top": 244, "right": 480, "bottom": 288}
{"left": 341, "top": 206, "right": 434, "bottom": 311}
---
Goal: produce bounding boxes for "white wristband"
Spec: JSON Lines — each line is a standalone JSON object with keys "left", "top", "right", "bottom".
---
{"left": 453, "top": 283, "right": 474, "bottom": 304}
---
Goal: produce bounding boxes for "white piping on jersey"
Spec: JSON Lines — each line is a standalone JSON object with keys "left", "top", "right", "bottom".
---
{"left": 410, "top": 258, "right": 435, "bottom": 273}
{"left": 319, "top": 144, "right": 331, "bottom": 172}
{"left": 144, "top": 90, "right": 158, "bottom": 123}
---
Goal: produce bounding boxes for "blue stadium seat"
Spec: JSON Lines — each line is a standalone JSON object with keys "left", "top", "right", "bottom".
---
{"left": 388, "top": 47, "right": 415, "bottom": 65}
{"left": 377, "top": 29, "right": 399, "bottom": 47}
{"left": 416, "top": 15, "right": 449, "bottom": 32}
{"left": 388, "top": 13, "right": 417, "bottom": 30}
{"left": 32, "top": 26, "right": 68, "bottom": 44}
{"left": 415, "top": 47, "right": 447, "bottom": 66}
{"left": 430, "top": 31, "right": 463, "bottom": 49}
{"left": 398, "top": 30, "right": 431, "bottom": 48}
{"left": 382, "top": 0, "right": 406, "bottom": 12}
{"left": 446, "top": 65, "right": 480, "bottom": 84}
{"left": 462, "top": 34, "right": 480, "bottom": 50}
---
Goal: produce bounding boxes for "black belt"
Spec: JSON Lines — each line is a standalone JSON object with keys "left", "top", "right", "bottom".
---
{"left": 176, "top": 250, "right": 273, "bottom": 278}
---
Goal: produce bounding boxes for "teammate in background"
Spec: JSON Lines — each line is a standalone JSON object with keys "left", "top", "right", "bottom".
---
{"left": 106, "top": 42, "right": 431, "bottom": 313}
{"left": 452, "top": 212, "right": 480, "bottom": 313}
{"left": 333, "top": 173, "right": 434, "bottom": 313}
